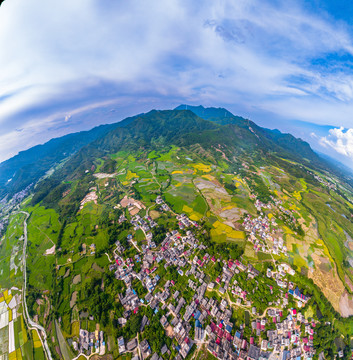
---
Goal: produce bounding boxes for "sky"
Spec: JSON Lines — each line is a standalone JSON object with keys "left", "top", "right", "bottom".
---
{"left": 2, "top": 0, "right": 353, "bottom": 167}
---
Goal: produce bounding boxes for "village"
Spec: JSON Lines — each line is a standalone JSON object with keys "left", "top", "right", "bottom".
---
{"left": 66, "top": 193, "right": 325, "bottom": 360}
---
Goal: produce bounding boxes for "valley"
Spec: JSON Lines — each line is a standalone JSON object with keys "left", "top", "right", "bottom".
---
{"left": 1, "top": 107, "right": 353, "bottom": 359}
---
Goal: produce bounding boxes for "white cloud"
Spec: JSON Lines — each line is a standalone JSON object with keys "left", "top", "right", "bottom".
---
{"left": 320, "top": 127, "right": 353, "bottom": 159}
{"left": 2, "top": 0, "right": 353, "bottom": 161}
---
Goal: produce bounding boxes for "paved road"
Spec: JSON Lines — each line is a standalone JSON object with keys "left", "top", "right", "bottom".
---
{"left": 20, "top": 211, "right": 53, "bottom": 360}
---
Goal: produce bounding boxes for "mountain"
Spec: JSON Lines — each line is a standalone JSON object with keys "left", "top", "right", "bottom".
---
{"left": 48, "top": 108, "right": 320, "bottom": 184}
{"left": 3, "top": 105, "right": 353, "bottom": 358}
{"left": 176, "top": 105, "right": 326, "bottom": 165}
{"left": 1, "top": 104, "right": 350, "bottom": 200}
{"left": 175, "top": 104, "right": 247, "bottom": 125}
{"left": 0, "top": 120, "right": 132, "bottom": 199}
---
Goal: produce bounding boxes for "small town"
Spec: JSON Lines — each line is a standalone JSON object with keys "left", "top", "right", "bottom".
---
{"left": 67, "top": 193, "right": 323, "bottom": 360}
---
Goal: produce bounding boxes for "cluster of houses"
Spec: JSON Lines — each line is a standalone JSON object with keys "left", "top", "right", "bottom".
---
{"left": 306, "top": 170, "right": 336, "bottom": 190}
{"left": 243, "top": 214, "right": 288, "bottom": 256}
{"left": 0, "top": 184, "right": 33, "bottom": 236}
{"left": 74, "top": 328, "right": 105, "bottom": 355}
{"left": 0, "top": 215, "right": 8, "bottom": 236}
{"left": 118, "top": 336, "right": 139, "bottom": 358}
{"left": 250, "top": 307, "right": 315, "bottom": 357}
{"left": 176, "top": 213, "right": 199, "bottom": 230}
{"left": 156, "top": 195, "right": 171, "bottom": 212}
{"left": 102, "top": 194, "right": 320, "bottom": 359}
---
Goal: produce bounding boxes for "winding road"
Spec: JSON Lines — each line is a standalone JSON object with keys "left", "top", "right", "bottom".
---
{"left": 20, "top": 211, "right": 53, "bottom": 360}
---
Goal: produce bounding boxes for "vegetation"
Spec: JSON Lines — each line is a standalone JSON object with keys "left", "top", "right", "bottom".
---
{"left": 2, "top": 106, "right": 353, "bottom": 358}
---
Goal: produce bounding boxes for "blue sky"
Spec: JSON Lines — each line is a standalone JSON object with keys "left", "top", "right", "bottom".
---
{"left": 1, "top": 0, "right": 353, "bottom": 167}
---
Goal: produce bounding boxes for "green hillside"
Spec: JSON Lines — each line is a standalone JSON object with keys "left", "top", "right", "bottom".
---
{"left": 1, "top": 108, "right": 353, "bottom": 358}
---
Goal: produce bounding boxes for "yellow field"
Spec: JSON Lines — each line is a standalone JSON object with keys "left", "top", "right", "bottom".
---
{"left": 290, "top": 204, "right": 300, "bottom": 211}
{"left": 192, "top": 163, "right": 212, "bottom": 172}
{"left": 221, "top": 205, "right": 234, "bottom": 211}
{"left": 182, "top": 205, "right": 203, "bottom": 221}
{"left": 33, "top": 340, "right": 42, "bottom": 348}
{"left": 172, "top": 170, "right": 183, "bottom": 174}
{"left": 233, "top": 176, "right": 245, "bottom": 185}
{"left": 292, "top": 191, "right": 302, "bottom": 201}
{"left": 122, "top": 181, "right": 130, "bottom": 186}
{"left": 293, "top": 254, "right": 307, "bottom": 269}
{"left": 32, "top": 329, "right": 41, "bottom": 339}
{"left": 126, "top": 170, "right": 138, "bottom": 180}
{"left": 202, "top": 174, "right": 214, "bottom": 181}
{"left": 4, "top": 289, "right": 12, "bottom": 304}
{"left": 71, "top": 321, "right": 80, "bottom": 337}
{"left": 182, "top": 205, "right": 193, "bottom": 213}
{"left": 212, "top": 220, "right": 245, "bottom": 239}
{"left": 300, "top": 178, "right": 308, "bottom": 191}
{"left": 21, "top": 316, "right": 28, "bottom": 343}
{"left": 190, "top": 213, "right": 203, "bottom": 221}
{"left": 17, "top": 348, "right": 23, "bottom": 360}
{"left": 283, "top": 226, "right": 294, "bottom": 234}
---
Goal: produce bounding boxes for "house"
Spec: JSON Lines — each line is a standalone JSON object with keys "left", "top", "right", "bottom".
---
{"left": 118, "top": 337, "right": 126, "bottom": 354}
{"left": 127, "top": 338, "right": 138, "bottom": 351}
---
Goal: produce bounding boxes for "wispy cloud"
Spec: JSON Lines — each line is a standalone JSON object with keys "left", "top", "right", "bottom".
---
{"left": 2, "top": 0, "right": 353, "bottom": 161}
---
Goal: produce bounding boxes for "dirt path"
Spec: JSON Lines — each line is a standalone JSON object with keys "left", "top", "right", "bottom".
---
{"left": 104, "top": 252, "right": 113, "bottom": 263}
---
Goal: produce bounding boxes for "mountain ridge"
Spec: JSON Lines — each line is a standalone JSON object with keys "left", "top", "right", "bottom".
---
{"left": 1, "top": 105, "right": 350, "bottom": 199}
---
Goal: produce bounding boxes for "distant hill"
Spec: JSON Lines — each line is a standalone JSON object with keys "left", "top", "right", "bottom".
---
{"left": 2, "top": 104, "right": 352, "bottom": 199}
{"left": 0, "top": 122, "right": 124, "bottom": 199}
{"left": 175, "top": 105, "right": 323, "bottom": 166}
